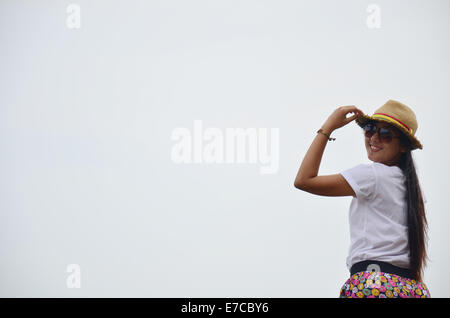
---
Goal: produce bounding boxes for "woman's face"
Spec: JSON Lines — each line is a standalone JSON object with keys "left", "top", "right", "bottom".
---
{"left": 364, "top": 121, "right": 407, "bottom": 167}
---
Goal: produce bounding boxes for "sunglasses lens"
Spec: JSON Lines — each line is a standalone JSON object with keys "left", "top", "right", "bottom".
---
{"left": 363, "top": 123, "right": 375, "bottom": 137}
{"left": 379, "top": 128, "right": 393, "bottom": 143}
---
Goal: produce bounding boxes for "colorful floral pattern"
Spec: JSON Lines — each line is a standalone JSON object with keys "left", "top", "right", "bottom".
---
{"left": 339, "top": 271, "right": 431, "bottom": 298}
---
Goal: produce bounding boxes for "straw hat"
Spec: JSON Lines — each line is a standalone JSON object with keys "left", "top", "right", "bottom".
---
{"left": 355, "top": 99, "right": 423, "bottom": 150}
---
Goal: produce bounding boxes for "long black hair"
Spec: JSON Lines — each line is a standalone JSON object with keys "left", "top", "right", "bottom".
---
{"left": 397, "top": 132, "right": 429, "bottom": 281}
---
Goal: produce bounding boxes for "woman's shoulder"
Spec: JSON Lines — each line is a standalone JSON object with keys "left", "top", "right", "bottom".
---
{"left": 371, "top": 162, "right": 405, "bottom": 181}
{"left": 371, "top": 161, "right": 402, "bottom": 172}
{"left": 342, "top": 161, "right": 403, "bottom": 180}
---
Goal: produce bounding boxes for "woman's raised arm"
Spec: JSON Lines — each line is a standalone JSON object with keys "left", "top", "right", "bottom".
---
{"left": 294, "top": 106, "right": 363, "bottom": 197}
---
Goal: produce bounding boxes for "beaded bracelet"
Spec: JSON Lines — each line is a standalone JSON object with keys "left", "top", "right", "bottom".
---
{"left": 317, "top": 129, "right": 336, "bottom": 141}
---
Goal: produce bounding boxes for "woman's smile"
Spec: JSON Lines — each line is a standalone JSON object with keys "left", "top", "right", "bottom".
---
{"left": 370, "top": 144, "right": 382, "bottom": 152}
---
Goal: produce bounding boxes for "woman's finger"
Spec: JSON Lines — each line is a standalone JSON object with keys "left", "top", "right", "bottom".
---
{"left": 341, "top": 105, "right": 358, "bottom": 110}
{"left": 341, "top": 105, "right": 362, "bottom": 115}
{"left": 348, "top": 107, "right": 364, "bottom": 117}
{"left": 345, "top": 112, "right": 359, "bottom": 123}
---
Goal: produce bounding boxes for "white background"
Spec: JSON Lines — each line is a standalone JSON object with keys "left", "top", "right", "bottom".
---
{"left": 1, "top": 0, "right": 449, "bottom": 297}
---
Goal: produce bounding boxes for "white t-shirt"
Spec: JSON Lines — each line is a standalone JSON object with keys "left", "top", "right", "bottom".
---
{"left": 340, "top": 162, "right": 427, "bottom": 270}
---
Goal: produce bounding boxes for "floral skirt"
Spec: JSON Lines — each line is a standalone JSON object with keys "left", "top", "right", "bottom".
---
{"left": 339, "top": 271, "right": 431, "bottom": 298}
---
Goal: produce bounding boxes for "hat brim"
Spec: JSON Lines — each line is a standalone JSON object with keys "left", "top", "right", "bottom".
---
{"left": 355, "top": 114, "right": 423, "bottom": 150}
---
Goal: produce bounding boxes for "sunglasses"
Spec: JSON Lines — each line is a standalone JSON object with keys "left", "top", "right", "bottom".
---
{"left": 362, "top": 122, "right": 401, "bottom": 143}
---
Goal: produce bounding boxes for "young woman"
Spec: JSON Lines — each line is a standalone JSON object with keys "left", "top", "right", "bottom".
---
{"left": 294, "top": 100, "right": 430, "bottom": 298}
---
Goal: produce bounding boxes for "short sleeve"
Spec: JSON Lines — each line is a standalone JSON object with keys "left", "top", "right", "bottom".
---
{"left": 340, "top": 163, "right": 376, "bottom": 200}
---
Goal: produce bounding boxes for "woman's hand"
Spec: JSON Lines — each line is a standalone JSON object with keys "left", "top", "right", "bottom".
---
{"left": 321, "top": 106, "right": 364, "bottom": 133}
